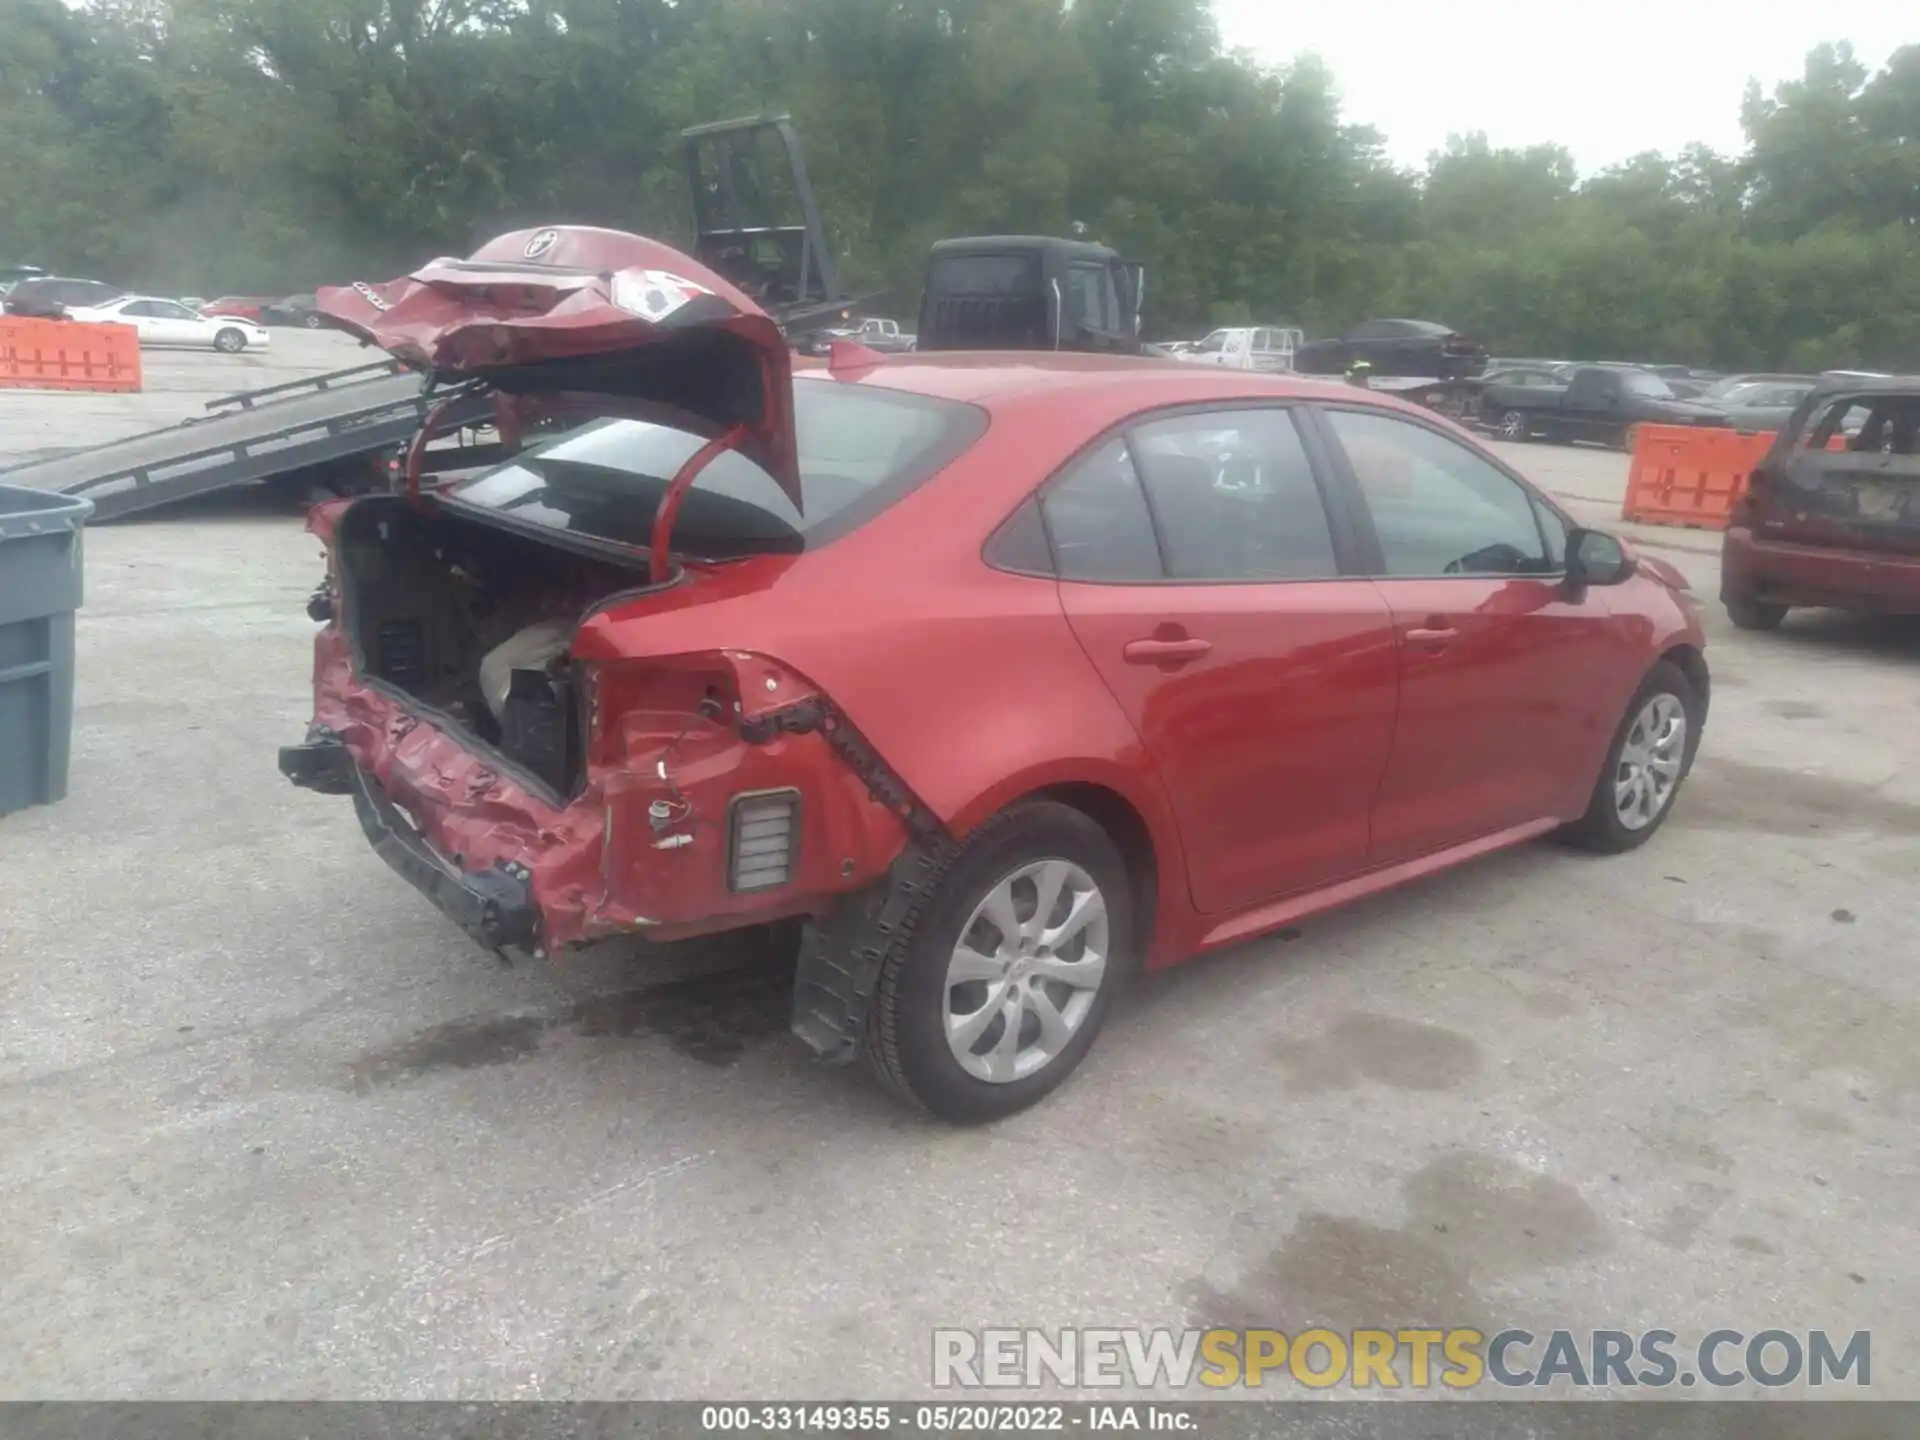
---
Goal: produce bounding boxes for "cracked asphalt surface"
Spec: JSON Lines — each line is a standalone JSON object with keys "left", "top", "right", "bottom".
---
{"left": 2, "top": 338, "right": 1916, "bottom": 1398}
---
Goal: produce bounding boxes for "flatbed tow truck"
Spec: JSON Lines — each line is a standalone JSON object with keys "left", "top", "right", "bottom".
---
{"left": 4, "top": 114, "right": 855, "bottom": 523}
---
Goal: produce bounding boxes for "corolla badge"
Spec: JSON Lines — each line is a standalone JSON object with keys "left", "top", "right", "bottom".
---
{"left": 523, "top": 229, "right": 561, "bottom": 261}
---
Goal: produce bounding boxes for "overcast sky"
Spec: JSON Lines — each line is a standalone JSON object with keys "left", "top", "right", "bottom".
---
{"left": 1212, "top": 0, "right": 1908, "bottom": 175}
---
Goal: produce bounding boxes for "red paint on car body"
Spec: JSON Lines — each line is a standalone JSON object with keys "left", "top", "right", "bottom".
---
{"left": 294, "top": 233, "right": 1706, "bottom": 983}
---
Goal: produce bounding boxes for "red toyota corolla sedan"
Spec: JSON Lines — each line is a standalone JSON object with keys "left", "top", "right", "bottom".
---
{"left": 281, "top": 227, "right": 1709, "bottom": 1123}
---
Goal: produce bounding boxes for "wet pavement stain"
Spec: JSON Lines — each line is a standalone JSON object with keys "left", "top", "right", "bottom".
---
{"left": 1651, "top": 1182, "right": 1734, "bottom": 1251}
{"left": 1676, "top": 759, "right": 1920, "bottom": 838}
{"left": 348, "top": 960, "right": 794, "bottom": 1091}
{"left": 1763, "top": 699, "right": 1827, "bottom": 720}
{"left": 1276, "top": 1012, "right": 1482, "bottom": 1094}
{"left": 1727, "top": 973, "right": 1920, "bottom": 1098}
{"left": 1187, "top": 1151, "right": 1608, "bottom": 1333}
{"left": 1733, "top": 1234, "right": 1779, "bottom": 1256}
{"left": 1518, "top": 989, "right": 1582, "bottom": 1019}
{"left": 1638, "top": 1126, "right": 1735, "bottom": 1176}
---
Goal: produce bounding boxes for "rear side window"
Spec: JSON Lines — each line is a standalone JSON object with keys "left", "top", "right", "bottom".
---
{"left": 1040, "top": 438, "right": 1163, "bottom": 581}
{"left": 1130, "top": 410, "right": 1340, "bottom": 581}
{"left": 929, "top": 253, "right": 1040, "bottom": 295}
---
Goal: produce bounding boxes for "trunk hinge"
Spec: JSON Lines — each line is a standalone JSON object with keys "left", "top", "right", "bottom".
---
{"left": 403, "top": 388, "right": 485, "bottom": 507}
{"left": 651, "top": 423, "right": 751, "bottom": 583}
{"left": 739, "top": 696, "right": 952, "bottom": 848}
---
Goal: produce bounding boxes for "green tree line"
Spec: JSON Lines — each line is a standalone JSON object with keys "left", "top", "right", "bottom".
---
{"left": 3, "top": 0, "right": 1916, "bottom": 369}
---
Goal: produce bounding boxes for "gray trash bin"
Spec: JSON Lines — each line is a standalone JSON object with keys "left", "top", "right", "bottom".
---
{"left": 0, "top": 484, "right": 94, "bottom": 816}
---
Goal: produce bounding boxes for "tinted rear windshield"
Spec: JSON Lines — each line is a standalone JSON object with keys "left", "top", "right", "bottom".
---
{"left": 929, "top": 252, "right": 1042, "bottom": 296}
{"left": 447, "top": 380, "right": 985, "bottom": 555}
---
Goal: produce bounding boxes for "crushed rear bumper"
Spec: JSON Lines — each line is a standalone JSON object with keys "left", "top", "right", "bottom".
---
{"left": 279, "top": 735, "right": 539, "bottom": 954}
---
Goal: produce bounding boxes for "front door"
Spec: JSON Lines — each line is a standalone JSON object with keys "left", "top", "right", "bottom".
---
{"left": 1042, "top": 407, "right": 1400, "bottom": 914}
{"left": 145, "top": 300, "right": 208, "bottom": 345}
{"left": 1314, "top": 405, "right": 1626, "bottom": 862}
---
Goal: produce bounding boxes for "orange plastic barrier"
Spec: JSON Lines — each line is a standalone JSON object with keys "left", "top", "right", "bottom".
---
{"left": 0, "top": 318, "right": 142, "bottom": 393}
{"left": 1621, "top": 424, "right": 1774, "bottom": 530}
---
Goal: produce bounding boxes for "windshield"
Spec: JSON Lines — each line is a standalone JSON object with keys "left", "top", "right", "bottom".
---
{"left": 449, "top": 380, "right": 985, "bottom": 555}
{"left": 1622, "top": 371, "right": 1677, "bottom": 399}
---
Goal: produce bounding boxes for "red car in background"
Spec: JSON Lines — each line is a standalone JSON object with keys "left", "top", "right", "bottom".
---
{"left": 280, "top": 227, "right": 1710, "bottom": 1123}
{"left": 200, "top": 295, "right": 273, "bottom": 320}
{"left": 1721, "top": 376, "right": 1920, "bottom": 629}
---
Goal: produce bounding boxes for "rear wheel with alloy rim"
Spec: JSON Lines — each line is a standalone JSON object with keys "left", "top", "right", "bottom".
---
{"left": 1560, "top": 660, "right": 1700, "bottom": 853}
{"left": 866, "top": 801, "right": 1131, "bottom": 1123}
{"left": 1498, "top": 410, "right": 1529, "bottom": 441}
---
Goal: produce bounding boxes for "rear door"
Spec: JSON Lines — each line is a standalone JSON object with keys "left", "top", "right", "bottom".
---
{"left": 1313, "top": 404, "right": 1630, "bottom": 861}
{"left": 1042, "top": 405, "right": 1400, "bottom": 914}
{"left": 1561, "top": 369, "right": 1618, "bottom": 443}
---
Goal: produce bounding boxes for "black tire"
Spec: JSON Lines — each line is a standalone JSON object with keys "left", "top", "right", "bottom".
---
{"left": 1726, "top": 599, "right": 1787, "bottom": 632}
{"left": 214, "top": 327, "right": 246, "bottom": 354}
{"left": 866, "top": 801, "right": 1133, "bottom": 1124}
{"left": 1560, "top": 661, "right": 1701, "bottom": 854}
{"left": 1497, "top": 410, "right": 1529, "bottom": 441}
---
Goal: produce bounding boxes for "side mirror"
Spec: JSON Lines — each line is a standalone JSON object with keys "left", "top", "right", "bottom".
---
{"left": 1566, "top": 528, "right": 1636, "bottom": 589}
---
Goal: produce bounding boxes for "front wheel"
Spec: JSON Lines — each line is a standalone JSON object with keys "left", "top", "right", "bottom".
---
{"left": 1559, "top": 661, "right": 1701, "bottom": 854}
{"left": 1497, "top": 410, "right": 1529, "bottom": 441}
{"left": 213, "top": 327, "right": 247, "bottom": 354}
{"left": 866, "top": 802, "right": 1131, "bottom": 1123}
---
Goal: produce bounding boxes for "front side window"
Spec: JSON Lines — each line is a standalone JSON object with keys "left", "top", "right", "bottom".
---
{"left": 449, "top": 381, "right": 985, "bottom": 554}
{"left": 1129, "top": 409, "right": 1341, "bottom": 581}
{"left": 1065, "top": 264, "right": 1119, "bottom": 333}
{"left": 1193, "top": 331, "right": 1229, "bottom": 354}
{"left": 1322, "top": 408, "right": 1552, "bottom": 578}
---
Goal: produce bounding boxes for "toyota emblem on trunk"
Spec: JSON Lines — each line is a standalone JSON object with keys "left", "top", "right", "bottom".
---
{"left": 523, "top": 229, "right": 560, "bottom": 260}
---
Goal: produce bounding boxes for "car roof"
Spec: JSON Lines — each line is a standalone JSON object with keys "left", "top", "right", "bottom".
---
{"left": 1808, "top": 373, "right": 1920, "bottom": 397}
{"left": 928, "top": 235, "right": 1119, "bottom": 261}
{"left": 800, "top": 350, "right": 1413, "bottom": 410}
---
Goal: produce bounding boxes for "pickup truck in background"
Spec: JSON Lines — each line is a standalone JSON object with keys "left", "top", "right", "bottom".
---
{"left": 1482, "top": 364, "right": 1731, "bottom": 449}
{"left": 1174, "top": 325, "right": 1303, "bottom": 372}
{"left": 806, "top": 315, "right": 916, "bottom": 354}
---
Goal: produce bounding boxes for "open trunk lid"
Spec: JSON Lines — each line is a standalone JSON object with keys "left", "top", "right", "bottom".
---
{"left": 316, "top": 226, "right": 801, "bottom": 508}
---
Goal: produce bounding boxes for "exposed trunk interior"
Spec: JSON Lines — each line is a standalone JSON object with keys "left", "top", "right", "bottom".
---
{"left": 334, "top": 495, "right": 659, "bottom": 797}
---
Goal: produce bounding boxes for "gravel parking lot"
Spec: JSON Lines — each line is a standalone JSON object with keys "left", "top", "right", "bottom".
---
{"left": 2, "top": 352, "right": 1917, "bottom": 1399}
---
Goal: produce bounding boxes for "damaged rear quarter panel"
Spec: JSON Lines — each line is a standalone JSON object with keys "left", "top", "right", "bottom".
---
{"left": 573, "top": 407, "right": 1192, "bottom": 959}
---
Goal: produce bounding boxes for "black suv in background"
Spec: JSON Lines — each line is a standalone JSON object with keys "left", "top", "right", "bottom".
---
{"left": 3, "top": 276, "right": 124, "bottom": 318}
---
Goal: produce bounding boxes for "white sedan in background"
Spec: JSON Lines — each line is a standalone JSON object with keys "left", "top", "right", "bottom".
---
{"left": 64, "top": 295, "right": 270, "bottom": 353}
